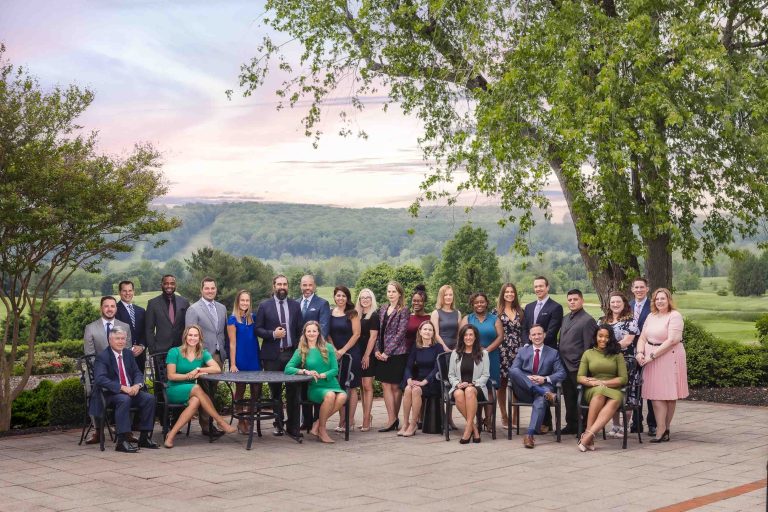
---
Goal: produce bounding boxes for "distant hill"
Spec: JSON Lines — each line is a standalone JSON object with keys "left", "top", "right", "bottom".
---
{"left": 130, "top": 202, "right": 579, "bottom": 261}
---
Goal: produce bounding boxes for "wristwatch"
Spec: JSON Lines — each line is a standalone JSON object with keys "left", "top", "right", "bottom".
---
{"left": 650, "top": 352, "right": 656, "bottom": 360}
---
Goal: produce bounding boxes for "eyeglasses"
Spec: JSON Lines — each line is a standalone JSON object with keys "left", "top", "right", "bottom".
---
{"left": 360, "top": 296, "right": 371, "bottom": 300}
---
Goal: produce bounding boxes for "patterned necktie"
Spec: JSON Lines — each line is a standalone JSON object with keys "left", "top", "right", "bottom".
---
{"left": 117, "top": 354, "right": 128, "bottom": 386}
{"left": 634, "top": 302, "right": 642, "bottom": 322}
{"left": 302, "top": 298, "right": 309, "bottom": 316}
{"left": 533, "top": 301, "right": 544, "bottom": 324}
{"left": 533, "top": 348, "right": 540, "bottom": 374}
{"left": 207, "top": 302, "right": 218, "bottom": 330}
{"left": 105, "top": 322, "right": 112, "bottom": 341}
{"left": 279, "top": 300, "right": 288, "bottom": 349}
{"left": 127, "top": 303, "right": 136, "bottom": 329}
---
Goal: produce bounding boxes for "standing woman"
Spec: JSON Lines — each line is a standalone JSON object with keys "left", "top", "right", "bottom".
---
{"left": 405, "top": 285, "right": 431, "bottom": 352}
{"left": 492, "top": 283, "right": 524, "bottom": 430}
{"left": 448, "top": 324, "right": 490, "bottom": 444}
{"left": 355, "top": 288, "right": 379, "bottom": 431}
{"left": 398, "top": 320, "right": 444, "bottom": 436}
{"left": 227, "top": 290, "right": 262, "bottom": 434}
{"left": 431, "top": 284, "right": 462, "bottom": 351}
{"left": 636, "top": 288, "right": 688, "bottom": 443}
{"left": 327, "top": 286, "right": 361, "bottom": 432}
{"left": 375, "top": 281, "right": 411, "bottom": 432}
{"left": 599, "top": 292, "right": 640, "bottom": 438}
{"left": 460, "top": 292, "right": 503, "bottom": 431}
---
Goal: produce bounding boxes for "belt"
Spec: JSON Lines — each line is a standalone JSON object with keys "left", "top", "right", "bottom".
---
{"left": 279, "top": 345, "right": 294, "bottom": 353}
{"left": 646, "top": 341, "right": 662, "bottom": 346}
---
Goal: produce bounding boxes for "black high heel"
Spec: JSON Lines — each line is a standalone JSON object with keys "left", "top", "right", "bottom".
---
{"left": 459, "top": 435, "right": 471, "bottom": 444}
{"left": 378, "top": 419, "right": 399, "bottom": 433}
{"left": 660, "top": 429, "right": 670, "bottom": 442}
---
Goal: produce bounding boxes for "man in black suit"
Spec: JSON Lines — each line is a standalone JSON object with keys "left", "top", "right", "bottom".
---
{"left": 255, "top": 274, "right": 303, "bottom": 437}
{"left": 116, "top": 280, "right": 147, "bottom": 373}
{"left": 521, "top": 276, "right": 564, "bottom": 433}
{"left": 145, "top": 275, "right": 190, "bottom": 356}
{"left": 629, "top": 277, "right": 655, "bottom": 435}
{"left": 92, "top": 326, "right": 158, "bottom": 453}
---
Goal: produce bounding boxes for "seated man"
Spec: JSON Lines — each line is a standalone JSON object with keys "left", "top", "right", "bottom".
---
{"left": 508, "top": 324, "right": 566, "bottom": 449}
{"left": 92, "top": 326, "right": 158, "bottom": 453}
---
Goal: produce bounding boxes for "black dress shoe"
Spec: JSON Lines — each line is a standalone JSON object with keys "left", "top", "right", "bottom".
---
{"left": 115, "top": 440, "right": 139, "bottom": 453}
{"left": 560, "top": 426, "right": 577, "bottom": 435}
{"left": 138, "top": 438, "right": 160, "bottom": 449}
{"left": 272, "top": 428, "right": 285, "bottom": 436}
{"left": 285, "top": 428, "right": 303, "bottom": 438}
{"left": 378, "top": 419, "right": 399, "bottom": 433}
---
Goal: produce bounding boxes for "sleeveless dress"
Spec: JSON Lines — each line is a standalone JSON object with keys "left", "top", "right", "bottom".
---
{"left": 227, "top": 313, "right": 261, "bottom": 371}
{"left": 436, "top": 309, "right": 460, "bottom": 349}
{"left": 641, "top": 311, "right": 689, "bottom": 400}
{"left": 329, "top": 314, "right": 362, "bottom": 387}
{"left": 468, "top": 312, "right": 500, "bottom": 388}
{"left": 493, "top": 308, "right": 523, "bottom": 378}
{"left": 358, "top": 310, "right": 380, "bottom": 378}
{"left": 165, "top": 347, "right": 213, "bottom": 404}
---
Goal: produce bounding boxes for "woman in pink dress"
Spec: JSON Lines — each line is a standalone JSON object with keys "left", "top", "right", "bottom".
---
{"left": 635, "top": 288, "right": 688, "bottom": 443}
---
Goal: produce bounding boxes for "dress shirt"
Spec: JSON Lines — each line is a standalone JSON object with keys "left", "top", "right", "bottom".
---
{"left": 273, "top": 296, "right": 293, "bottom": 347}
{"left": 111, "top": 350, "right": 131, "bottom": 386}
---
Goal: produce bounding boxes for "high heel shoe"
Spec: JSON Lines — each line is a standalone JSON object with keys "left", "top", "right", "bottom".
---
{"left": 578, "top": 430, "right": 594, "bottom": 452}
{"left": 459, "top": 435, "right": 471, "bottom": 444}
{"left": 650, "top": 430, "right": 670, "bottom": 443}
{"left": 378, "top": 419, "right": 399, "bottom": 433}
{"left": 358, "top": 415, "right": 373, "bottom": 432}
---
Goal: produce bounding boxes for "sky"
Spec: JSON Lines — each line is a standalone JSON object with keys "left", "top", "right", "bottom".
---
{"left": 2, "top": 0, "right": 567, "bottom": 215}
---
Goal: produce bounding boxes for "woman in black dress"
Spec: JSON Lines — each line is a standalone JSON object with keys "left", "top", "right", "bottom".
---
{"left": 355, "top": 288, "right": 379, "bottom": 431}
{"left": 327, "top": 286, "right": 361, "bottom": 432}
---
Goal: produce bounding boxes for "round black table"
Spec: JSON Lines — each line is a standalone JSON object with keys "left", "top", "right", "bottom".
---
{"left": 199, "top": 371, "right": 313, "bottom": 450}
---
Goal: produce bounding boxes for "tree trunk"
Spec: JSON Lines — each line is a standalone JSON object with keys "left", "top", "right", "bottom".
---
{"left": 644, "top": 233, "right": 673, "bottom": 292}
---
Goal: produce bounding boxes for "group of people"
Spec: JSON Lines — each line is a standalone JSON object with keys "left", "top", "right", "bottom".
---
{"left": 82, "top": 272, "right": 689, "bottom": 453}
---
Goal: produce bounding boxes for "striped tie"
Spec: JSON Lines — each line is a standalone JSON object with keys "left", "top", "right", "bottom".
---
{"left": 127, "top": 303, "right": 136, "bottom": 329}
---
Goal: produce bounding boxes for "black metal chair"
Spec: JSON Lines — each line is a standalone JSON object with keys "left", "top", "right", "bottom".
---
{"left": 150, "top": 352, "right": 191, "bottom": 440}
{"left": 77, "top": 354, "right": 109, "bottom": 445}
{"left": 299, "top": 353, "right": 353, "bottom": 441}
{"left": 577, "top": 355, "right": 642, "bottom": 449}
{"left": 436, "top": 351, "right": 497, "bottom": 441}
{"left": 506, "top": 380, "right": 563, "bottom": 442}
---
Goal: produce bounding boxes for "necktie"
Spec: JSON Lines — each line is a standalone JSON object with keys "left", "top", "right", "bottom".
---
{"left": 302, "top": 298, "right": 309, "bottom": 316}
{"left": 207, "top": 302, "right": 218, "bottom": 330}
{"left": 634, "top": 302, "right": 642, "bottom": 322}
{"left": 117, "top": 354, "right": 128, "bottom": 386}
{"left": 105, "top": 322, "right": 112, "bottom": 341}
{"left": 127, "top": 303, "right": 136, "bottom": 329}
{"left": 533, "top": 348, "right": 540, "bottom": 375}
{"left": 533, "top": 301, "right": 543, "bottom": 324}
{"left": 168, "top": 299, "right": 175, "bottom": 324}
{"left": 278, "top": 300, "right": 288, "bottom": 349}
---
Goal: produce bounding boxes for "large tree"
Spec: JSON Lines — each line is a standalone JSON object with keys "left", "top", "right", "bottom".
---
{"left": 0, "top": 47, "right": 179, "bottom": 430}
{"left": 234, "top": 0, "right": 768, "bottom": 305}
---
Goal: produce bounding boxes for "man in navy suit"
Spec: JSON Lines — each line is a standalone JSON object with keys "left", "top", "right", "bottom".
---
{"left": 116, "top": 280, "right": 147, "bottom": 374}
{"left": 509, "top": 325, "right": 566, "bottom": 448}
{"left": 92, "top": 326, "right": 158, "bottom": 452}
{"left": 255, "top": 274, "right": 303, "bottom": 437}
{"left": 298, "top": 274, "right": 331, "bottom": 338}
{"left": 629, "top": 277, "right": 655, "bottom": 435}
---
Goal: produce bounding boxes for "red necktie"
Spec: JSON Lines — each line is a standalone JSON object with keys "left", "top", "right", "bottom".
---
{"left": 533, "top": 348, "right": 540, "bottom": 375}
{"left": 118, "top": 354, "right": 128, "bottom": 386}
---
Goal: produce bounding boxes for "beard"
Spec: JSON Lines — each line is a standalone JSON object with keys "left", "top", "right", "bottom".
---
{"left": 274, "top": 289, "right": 288, "bottom": 300}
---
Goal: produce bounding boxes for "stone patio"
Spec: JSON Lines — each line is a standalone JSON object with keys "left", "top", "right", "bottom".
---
{"left": 0, "top": 400, "right": 765, "bottom": 511}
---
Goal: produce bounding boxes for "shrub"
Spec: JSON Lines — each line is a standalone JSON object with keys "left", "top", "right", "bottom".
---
{"left": 48, "top": 378, "right": 86, "bottom": 426}
{"left": 13, "top": 351, "right": 77, "bottom": 376}
{"left": 757, "top": 314, "right": 768, "bottom": 348}
{"left": 685, "top": 319, "right": 768, "bottom": 387}
{"left": 11, "top": 380, "right": 54, "bottom": 428}
{"left": 15, "top": 339, "right": 84, "bottom": 361}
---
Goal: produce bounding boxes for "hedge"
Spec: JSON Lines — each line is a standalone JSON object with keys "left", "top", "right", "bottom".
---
{"left": 11, "top": 380, "right": 54, "bottom": 429}
{"left": 48, "top": 377, "right": 86, "bottom": 426}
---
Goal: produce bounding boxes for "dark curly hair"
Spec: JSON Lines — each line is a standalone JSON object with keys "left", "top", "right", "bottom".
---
{"left": 594, "top": 324, "right": 621, "bottom": 356}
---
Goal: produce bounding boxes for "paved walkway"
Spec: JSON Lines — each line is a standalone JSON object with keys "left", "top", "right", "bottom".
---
{"left": 0, "top": 400, "right": 765, "bottom": 511}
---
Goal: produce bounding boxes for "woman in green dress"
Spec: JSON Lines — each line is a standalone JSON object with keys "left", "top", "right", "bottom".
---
{"left": 285, "top": 321, "right": 347, "bottom": 444}
{"left": 164, "top": 325, "right": 237, "bottom": 448}
{"left": 576, "top": 325, "right": 628, "bottom": 452}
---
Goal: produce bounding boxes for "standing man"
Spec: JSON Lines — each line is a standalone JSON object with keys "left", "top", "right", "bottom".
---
{"left": 145, "top": 274, "right": 190, "bottom": 356}
{"left": 508, "top": 324, "right": 566, "bottom": 448}
{"left": 116, "top": 280, "right": 147, "bottom": 374}
{"left": 629, "top": 277, "right": 654, "bottom": 435}
{"left": 255, "top": 274, "right": 303, "bottom": 438}
{"left": 298, "top": 274, "right": 331, "bottom": 338}
{"left": 558, "top": 289, "right": 598, "bottom": 435}
{"left": 82, "top": 296, "right": 132, "bottom": 445}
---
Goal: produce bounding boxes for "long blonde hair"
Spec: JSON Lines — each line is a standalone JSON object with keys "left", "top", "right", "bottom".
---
{"left": 297, "top": 320, "right": 329, "bottom": 367}
{"left": 354, "top": 288, "right": 378, "bottom": 319}
{"left": 435, "top": 284, "right": 455, "bottom": 310}
{"left": 181, "top": 325, "right": 204, "bottom": 359}
{"left": 231, "top": 289, "right": 253, "bottom": 324}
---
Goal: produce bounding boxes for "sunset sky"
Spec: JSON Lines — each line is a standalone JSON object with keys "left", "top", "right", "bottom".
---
{"left": 2, "top": 0, "right": 566, "bottom": 215}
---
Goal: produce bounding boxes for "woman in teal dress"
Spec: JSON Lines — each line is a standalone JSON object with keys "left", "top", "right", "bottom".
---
{"left": 576, "top": 325, "right": 628, "bottom": 452}
{"left": 459, "top": 292, "right": 502, "bottom": 431}
{"left": 163, "top": 325, "right": 237, "bottom": 448}
{"left": 285, "top": 321, "right": 347, "bottom": 444}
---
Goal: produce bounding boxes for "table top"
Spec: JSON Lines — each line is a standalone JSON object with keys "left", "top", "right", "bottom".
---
{"left": 198, "top": 370, "right": 313, "bottom": 384}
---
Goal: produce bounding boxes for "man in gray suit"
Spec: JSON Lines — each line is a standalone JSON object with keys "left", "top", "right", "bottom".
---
{"left": 185, "top": 276, "right": 228, "bottom": 436}
{"left": 82, "top": 296, "right": 132, "bottom": 444}
{"left": 558, "top": 289, "right": 597, "bottom": 435}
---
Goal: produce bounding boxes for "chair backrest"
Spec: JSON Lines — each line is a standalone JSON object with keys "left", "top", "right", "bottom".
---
{"left": 79, "top": 354, "right": 97, "bottom": 398}
{"left": 436, "top": 351, "right": 451, "bottom": 385}
{"left": 337, "top": 353, "right": 353, "bottom": 388}
{"left": 151, "top": 352, "right": 170, "bottom": 384}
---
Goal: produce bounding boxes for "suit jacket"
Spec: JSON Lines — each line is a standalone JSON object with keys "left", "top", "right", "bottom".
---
{"left": 145, "top": 293, "right": 190, "bottom": 355}
{"left": 83, "top": 318, "right": 132, "bottom": 356}
{"left": 185, "top": 299, "right": 228, "bottom": 359}
{"left": 522, "top": 298, "right": 564, "bottom": 348}
{"left": 558, "top": 308, "right": 598, "bottom": 372}
{"left": 255, "top": 296, "right": 303, "bottom": 362}
{"left": 511, "top": 344, "right": 566, "bottom": 385}
{"left": 90, "top": 346, "right": 144, "bottom": 416}
{"left": 299, "top": 294, "right": 331, "bottom": 338}
{"left": 629, "top": 298, "right": 652, "bottom": 333}
{"left": 116, "top": 301, "right": 146, "bottom": 346}
{"left": 447, "top": 350, "right": 490, "bottom": 395}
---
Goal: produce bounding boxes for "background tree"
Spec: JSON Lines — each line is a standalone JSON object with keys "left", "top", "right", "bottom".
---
{"left": 58, "top": 299, "right": 100, "bottom": 340}
{"left": 355, "top": 262, "right": 396, "bottom": 305}
{"left": 236, "top": 0, "right": 768, "bottom": 306}
{"left": 728, "top": 250, "right": 768, "bottom": 297}
{"left": 429, "top": 226, "right": 501, "bottom": 308}
{"left": 0, "top": 48, "right": 179, "bottom": 431}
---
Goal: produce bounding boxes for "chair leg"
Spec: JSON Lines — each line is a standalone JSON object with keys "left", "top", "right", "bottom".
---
{"left": 515, "top": 405, "right": 520, "bottom": 436}
{"left": 491, "top": 400, "right": 497, "bottom": 440}
{"left": 555, "top": 402, "right": 562, "bottom": 443}
{"left": 507, "top": 396, "right": 512, "bottom": 441}
{"left": 185, "top": 419, "right": 191, "bottom": 437}
{"left": 79, "top": 421, "right": 91, "bottom": 446}
{"left": 344, "top": 399, "right": 350, "bottom": 442}
{"left": 444, "top": 400, "right": 450, "bottom": 442}
{"left": 622, "top": 408, "right": 628, "bottom": 449}
{"left": 99, "top": 417, "right": 106, "bottom": 452}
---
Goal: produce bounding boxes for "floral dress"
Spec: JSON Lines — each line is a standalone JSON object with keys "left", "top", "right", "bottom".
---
{"left": 604, "top": 317, "right": 641, "bottom": 406}
{"left": 493, "top": 308, "right": 523, "bottom": 379}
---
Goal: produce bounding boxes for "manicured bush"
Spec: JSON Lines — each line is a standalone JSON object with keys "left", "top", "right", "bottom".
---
{"left": 13, "top": 351, "right": 77, "bottom": 376}
{"left": 757, "top": 314, "right": 768, "bottom": 348}
{"left": 685, "top": 319, "right": 768, "bottom": 388}
{"left": 48, "top": 378, "right": 86, "bottom": 426}
{"left": 11, "top": 380, "right": 54, "bottom": 428}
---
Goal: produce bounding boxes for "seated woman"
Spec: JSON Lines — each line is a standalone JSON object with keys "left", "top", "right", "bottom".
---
{"left": 576, "top": 325, "right": 628, "bottom": 452}
{"left": 398, "top": 320, "right": 445, "bottom": 437}
{"left": 164, "top": 325, "right": 237, "bottom": 448}
{"left": 285, "top": 321, "right": 347, "bottom": 444}
{"left": 448, "top": 324, "right": 490, "bottom": 444}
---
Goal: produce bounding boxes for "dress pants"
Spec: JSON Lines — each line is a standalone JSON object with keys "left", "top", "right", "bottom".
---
{"left": 262, "top": 349, "right": 299, "bottom": 432}
{"left": 509, "top": 368, "right": 553, "bottom": 434}
{"left": 561, "top": 370, "right": 582, "bottom": 430}
{"left": 107, "top": 391, "right": 156, "bottom": 434}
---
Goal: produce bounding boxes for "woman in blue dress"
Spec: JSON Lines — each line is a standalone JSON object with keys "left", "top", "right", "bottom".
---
{"left": 226, "top": 290, "right": 262, "bottom": 434}
{"left": 327, "top": 286, "right": 361, "bottom": 432}
{"left": 460, "top": 292, "right": 503, "bottom": 431}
